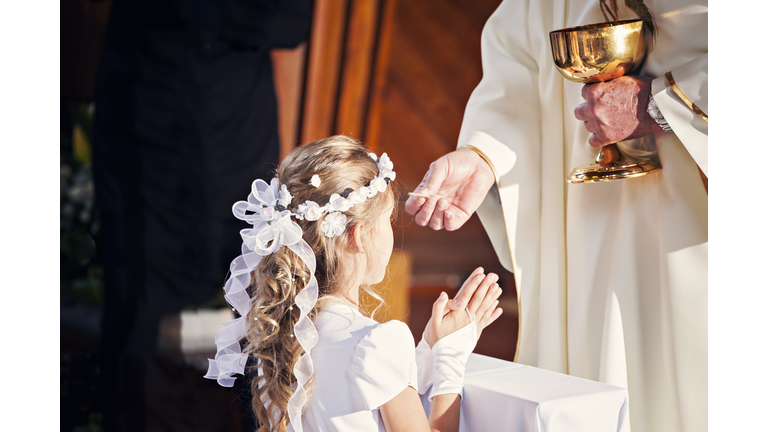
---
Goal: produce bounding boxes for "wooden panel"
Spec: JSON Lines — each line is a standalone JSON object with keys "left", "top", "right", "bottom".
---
{"left": 367, "top": 0, "right": 507, "bottom": 277}
{"left": 364, "top": 0, "right": 516, "bottom": 360}
{"left": 363, "top": 0, "right": 396, "bottom": 152}
{"left": 369, "top": 0, "right": 500, "bottom": 185}
{"left": 271, "top": 43, "right": 308, "bottom": 161}
{"left": 335, "top": 0, "right": 382, "bottom": 138}
{"left": 362, "top": 250, "right": 412, "bottom": 323}
{"left": 301, "top": 0, "right": 349, "bottom": 143}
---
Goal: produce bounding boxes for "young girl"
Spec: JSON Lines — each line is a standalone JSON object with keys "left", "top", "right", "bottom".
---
{"left": 205, "top": 136, "right": 503, "bottom": 431}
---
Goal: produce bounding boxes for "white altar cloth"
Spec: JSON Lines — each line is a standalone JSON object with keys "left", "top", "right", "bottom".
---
{"left": 421, "top": 354, "right": 629, "bottom": 431}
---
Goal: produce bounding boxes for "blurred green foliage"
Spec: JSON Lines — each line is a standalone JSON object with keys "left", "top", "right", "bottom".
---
{"left": 61, "top": 102, "right": 103, "bottom": 305}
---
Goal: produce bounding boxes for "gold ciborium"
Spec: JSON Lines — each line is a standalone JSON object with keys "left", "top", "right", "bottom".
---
{"left": 550, "top": 19, "right": 660, "bottom": 184}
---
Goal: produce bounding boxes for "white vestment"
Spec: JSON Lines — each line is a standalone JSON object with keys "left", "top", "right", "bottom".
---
{"left": 457, "top": 1, "right": 707, "bottom": 431}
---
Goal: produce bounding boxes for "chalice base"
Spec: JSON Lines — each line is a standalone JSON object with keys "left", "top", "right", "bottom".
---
{"left": 567, "top": 150, "right": 661, "bottom": 184}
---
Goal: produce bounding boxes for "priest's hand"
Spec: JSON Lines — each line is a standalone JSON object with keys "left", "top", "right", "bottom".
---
{"left": 574, "top": 75, "right": 663, "bottom": 147}
{"left": 404, "top": 149, "right": 495, "bottom": 231}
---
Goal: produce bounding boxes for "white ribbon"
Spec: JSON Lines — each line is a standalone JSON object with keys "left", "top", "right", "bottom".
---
{"left": 284, "top": 240, "right": 319, "bottom": 432}
{"left": 204, "top": 243, "right": 263, "bottom": 387}
{"left": 205, "top": 178, "right": 321, "bottom": 432}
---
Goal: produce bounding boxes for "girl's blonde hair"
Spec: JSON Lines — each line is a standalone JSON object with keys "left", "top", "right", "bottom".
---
{"left": 243, "top": 136, "right": 397, "bottom": 431}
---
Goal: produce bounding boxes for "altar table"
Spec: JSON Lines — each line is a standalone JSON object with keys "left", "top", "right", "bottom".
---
{"left": 421, "top": 354, "right": 629, "bottom": 431}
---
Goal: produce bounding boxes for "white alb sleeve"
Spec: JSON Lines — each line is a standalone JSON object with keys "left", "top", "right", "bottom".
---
{"left": 651, "top": 53, "right": 708, "bottom": 176}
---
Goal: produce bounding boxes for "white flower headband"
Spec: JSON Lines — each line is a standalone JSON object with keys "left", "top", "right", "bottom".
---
{"left": 205, "top": 152, "right": 395, "bottom": 432}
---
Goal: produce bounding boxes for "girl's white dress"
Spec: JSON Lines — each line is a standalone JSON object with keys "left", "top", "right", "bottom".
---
{"left": 289, "top": 302, "right": 418, "bottom": 431}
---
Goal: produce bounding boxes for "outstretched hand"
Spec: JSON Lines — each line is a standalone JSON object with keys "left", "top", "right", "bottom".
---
{"left": 574, "top": 75, "right": 663, "bottom": 147}
{"left": 424, "top": 267, "right": 503, "bottom": 347}
{"left": 404, "top": 149, "right": 495, "bottom": 231}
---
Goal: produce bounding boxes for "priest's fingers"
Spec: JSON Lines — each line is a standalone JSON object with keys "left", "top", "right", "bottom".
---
{"left": 429, "top": 198, "right": 449, "bottom": 230}
{"left": 421, "top": 159, "right": 449, "bottom": 196}
{"left": 575, "top": 106, "right": 602, "bottom": 137}
{"left": 442, "top": 206, "right": 470, "bottom": 232}
{"left": 413, "top": 195, "right": 440, "bottom": 227}
{"left": 405, "top": 185, "right": 428, "bottom": 215}
{"left": 405, "top": 159, "right": 447, "bottom": 215}
{"left": 450, "top": 267, "right": 484, "bottom": 310}
{"left": 405, "top": 183, "right": 429, "bottom": 214}
{"left": 467, "top": 273, "right": 499, "bottom": 316}
{"left": 577, "top": 116, "right": 610, "bottom": 147}
{"left": 588, "top": 132, "right": 612, "bottom": 147}
{"left": 404, "top": 194, "right": 427, "bottom": 215}
{"left": 574, "top": 101, "right": 590, "bottom": 121}
{"left": 581, "top": 83, "right": 595, "bottom": 100}
{"left": 404, "top": 174, "right": 430, "bottom": 215}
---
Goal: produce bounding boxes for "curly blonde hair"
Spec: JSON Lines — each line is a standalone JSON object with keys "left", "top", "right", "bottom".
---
{"left": 242, "top": 136, "right": 398, "bottom": 431}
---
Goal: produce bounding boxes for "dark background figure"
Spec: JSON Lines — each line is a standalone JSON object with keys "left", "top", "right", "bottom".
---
{"left": 91, "top": 0, "right": 310, "bottom": 430}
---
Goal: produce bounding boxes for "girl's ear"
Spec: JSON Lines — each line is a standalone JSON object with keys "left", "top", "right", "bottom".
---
{"left": 347, "top": 222, "right": 365, "bottom": 254}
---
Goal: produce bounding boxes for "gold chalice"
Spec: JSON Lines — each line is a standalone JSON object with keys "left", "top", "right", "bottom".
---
{"left": 550, "top": 19, "right": 660, "bottom": 183}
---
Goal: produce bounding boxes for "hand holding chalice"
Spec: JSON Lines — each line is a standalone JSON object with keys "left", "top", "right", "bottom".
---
{"left": 550, "top": 19, "right": 661, "bottom": 183}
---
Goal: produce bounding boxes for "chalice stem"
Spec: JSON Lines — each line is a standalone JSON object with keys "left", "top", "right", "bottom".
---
{"left": 595, "top": 143, "right": 621, "bottom": 168}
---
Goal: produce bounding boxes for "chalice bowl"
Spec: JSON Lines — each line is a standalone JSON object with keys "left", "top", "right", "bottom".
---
{"left": 550, "top": 19, "right": 660, "bottom": 183}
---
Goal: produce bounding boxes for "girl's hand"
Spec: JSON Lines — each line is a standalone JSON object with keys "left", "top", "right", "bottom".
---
{"left": 424, "top": 269, "right": 503, "bottom": 347}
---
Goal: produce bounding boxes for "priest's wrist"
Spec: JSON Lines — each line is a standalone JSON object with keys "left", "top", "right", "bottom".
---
{"left": 457, "top": 145, "right": 497, "bottom": 182}
{"left": 646, "top": 93, "right": 674, "bottom": 134}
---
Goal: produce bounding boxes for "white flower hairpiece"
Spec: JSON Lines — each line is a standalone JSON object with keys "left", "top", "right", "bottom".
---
{"left": 206, "top": 152, "right": 396, "bottom": 429}
{"left": 277, "top": 153, "right": 395, "bottom": 237}
{"left": 321, "top": 212, "right": 347, "bottom": 238}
